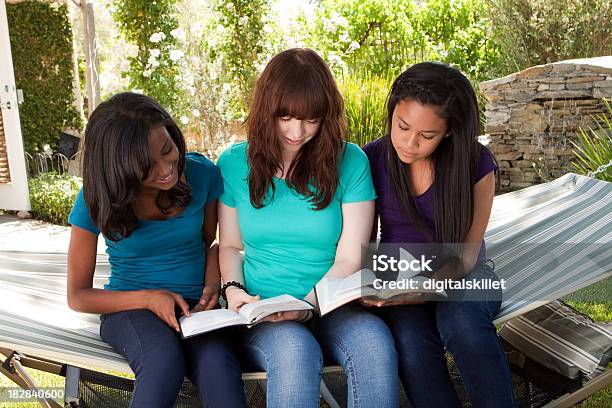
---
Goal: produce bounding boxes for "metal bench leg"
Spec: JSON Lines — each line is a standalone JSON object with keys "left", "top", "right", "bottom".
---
{"left": 542, "top": 369, "right": 612, "bottom": 408}
{"left": 320, "top": 379, "right": 341, "bottom": 408}
{"left": 0, "top": 348, "right": 62, "bottom": 408}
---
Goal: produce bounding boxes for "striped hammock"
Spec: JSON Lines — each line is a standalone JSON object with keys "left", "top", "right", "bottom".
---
{"left": 0, "top": 173, "right": 610, "bottom": 374}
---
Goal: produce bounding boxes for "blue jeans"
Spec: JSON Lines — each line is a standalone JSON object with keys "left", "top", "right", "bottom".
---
{"left": 375, "top": 263, "right": 515, "bottom": 408}
{"left": 100, "top": 301, "right": 246, "bottom": 408}
{"left": 238, "top": 304, "right": 399, "bottom": 408}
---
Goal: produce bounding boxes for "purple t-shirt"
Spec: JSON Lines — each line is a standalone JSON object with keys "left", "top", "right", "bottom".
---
{"left": 362, "top": 136, "right": 497, "bottom": 262}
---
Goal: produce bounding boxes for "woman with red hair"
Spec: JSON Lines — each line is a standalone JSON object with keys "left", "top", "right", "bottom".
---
{"left": 218, "top": 48, "right": 399, "bottom": 408}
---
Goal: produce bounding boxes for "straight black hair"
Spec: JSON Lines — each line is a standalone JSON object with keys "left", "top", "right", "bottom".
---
{"left": 386, "top": 62, "right": 482, "bottom": 243}
{"left": 82, "top": 92, "right": 191, "bottom": 240}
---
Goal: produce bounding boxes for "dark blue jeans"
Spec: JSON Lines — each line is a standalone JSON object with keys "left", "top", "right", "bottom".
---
{"left": 100, "top": 301, "right": 246, "bottom": 408}
{"left": 375, "top": 262, "right": 516, "bottom": 408}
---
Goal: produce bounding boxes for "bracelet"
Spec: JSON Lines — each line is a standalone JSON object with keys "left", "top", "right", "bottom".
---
{"left": 220, "top": 281, "right": 246, "bottom": 302}
{"left": 297, "top": 309, "right": 314, "bottom": 323}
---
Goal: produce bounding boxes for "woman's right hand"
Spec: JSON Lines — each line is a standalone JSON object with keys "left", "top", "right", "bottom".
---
{"left": 145, "top": 289, "right": 191, "bottom": 332}
{"left": 226, "top": 286, "right": 260, "bottom": 312}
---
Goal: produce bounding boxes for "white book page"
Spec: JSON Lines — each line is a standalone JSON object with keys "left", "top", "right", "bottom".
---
{"left": 239, "top": 294, "right": 312, "bottom": 324}
{"left": 334, "top": 269, "right": 376, "bottom": 296}
{"left": 315, "top": 273, "right": 378, "bottom": 316}
{"left": 179, "top": 309, "right": 246, "bottom": 337}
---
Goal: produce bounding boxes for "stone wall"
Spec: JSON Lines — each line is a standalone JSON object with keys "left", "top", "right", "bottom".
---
{"left": 0, "top": 111, "right": 10, "bottom": 184}
{"left": 480, "top": 57, "right": 612, "bottom": 192}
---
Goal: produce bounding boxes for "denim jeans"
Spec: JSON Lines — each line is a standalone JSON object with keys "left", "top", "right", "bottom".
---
{"left": 238, "top": 303, "right": 399, "bottom": 408}
{"left": 374, "top": 262, "right": 516, "bottom": 408}
{"left": 100, "top": 301, "right": 246, "bottom": 408}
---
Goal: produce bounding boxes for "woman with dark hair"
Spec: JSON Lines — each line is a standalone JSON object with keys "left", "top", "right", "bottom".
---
{"left": 67, "top": 92, "right": 246, "bottom": 408}
{"left": 362, "top": 62, "right": 515, "bottom": 407}
{"left": 218, "top": 48, "right": 399, "bottom": 408}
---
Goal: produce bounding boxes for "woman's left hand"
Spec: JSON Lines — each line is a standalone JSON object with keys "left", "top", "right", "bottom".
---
{"left": 261, "top": 310, "right": 310, "bottom": 323}
{"left": 191, "top": 284, "right": 220, "bottom": 313}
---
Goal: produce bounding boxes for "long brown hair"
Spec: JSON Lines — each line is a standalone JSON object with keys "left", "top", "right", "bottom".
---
{"left": 246, "top": 48, "right": 345, "bottom": 210}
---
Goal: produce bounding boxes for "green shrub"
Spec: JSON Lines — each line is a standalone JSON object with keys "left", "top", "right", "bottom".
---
{"left": 28, "top": 173, "right": 82, "bottom": 225}
{"left": 296, "top": 0, "right": 499, "bottom": 81}
{"left": 7, "top": 1, "right": 82, "bottom": 153}
{"left": 571, "top": 100, "right": 612, "bottom": 182}
{"left": 486, "top": 0, "right": 612, "bottom": 77}
{"left": 339, "top": 72, "right": 393, "bottom": 147}
{"left": 111, "top": 0, "right": 184, "bottom": 115}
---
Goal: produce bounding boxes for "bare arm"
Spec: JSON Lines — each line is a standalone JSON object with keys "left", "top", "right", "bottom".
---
{"left": 303, "top": 200, "right": 375, "bottom": 306}
{"left": 193, "top": 200, "right": 222, "bottom": 311}
{"left": 218, "top": 202, "right": 260, "bottom": 311}
{"left": 67, "top": 226, "right": 189, "bottom": 331}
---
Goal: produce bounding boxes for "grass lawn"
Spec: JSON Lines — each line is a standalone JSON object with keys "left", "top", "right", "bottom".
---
{"left": 563, "top": 278, "right": 612, "bottom": 407}
{"left": 1, "top": 279, "right": 610, "bottom": 407}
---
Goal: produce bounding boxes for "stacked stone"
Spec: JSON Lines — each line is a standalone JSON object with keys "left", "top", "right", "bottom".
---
{"left": 0, "top": 111, "right": 11, "bottom": 184}
{"left": 479, "top": 58, "right": 612, "bottom": 192}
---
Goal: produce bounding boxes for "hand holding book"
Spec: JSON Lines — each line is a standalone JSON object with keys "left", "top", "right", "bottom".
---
{"left": 179, "top": 294, "right": 313, "bottom": 338}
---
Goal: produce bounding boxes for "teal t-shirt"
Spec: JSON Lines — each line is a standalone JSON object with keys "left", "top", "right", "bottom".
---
{"left": 217, "top": 141, "right": 376, "bottom": 299}
{"left": 68, "top": 153, "right": 223, "bottom": 300}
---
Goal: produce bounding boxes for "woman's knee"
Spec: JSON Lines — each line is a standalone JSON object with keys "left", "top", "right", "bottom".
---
{"left": 320, "top": 306, "right": 397, "bottom": 367}
{"left": 377, "top": 305, "right": 442, "bottom": 354}
{"left": 436, "top": 301, "right": 499, "bottom": 352}
{"left": 246, "top": 322, "right": 323, "bottom": 375}
{"left": 101, "top": 310, "right": 186, "bottom": 380}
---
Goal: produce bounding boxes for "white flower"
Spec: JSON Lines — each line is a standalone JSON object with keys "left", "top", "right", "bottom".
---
{"left": 327, "top": 52, "right": 348, "bottom": 73}
{"left": 331, "top": 13, "right": 349, "bottom": 28}
{"left": 339, "top": 33, "right": 349, "bottom": 42}
{"left": 169, "top": 50, "right": 184, "bottom": 62}
{"left": 191, "top": 109, "right": 201, "bottom": 118}
{"left": 239, "top": 16, "right": 249, "bottom": 26}
{"left": 323, "top": 17, "right": 336, "bottom": 32}
{"left": 263, "top": 24, "right": 273, "bottom": 33}
{"left": 131, "top": 89, "right": 144, "bottom": 94}
{"left": 188, "top": 86, "right": 196, "bottom": 96}
{"left": 348, "top": 41, "right": 360, "bottom": 52}
{"left": 328, "top": 52, "right": 342, "bottom": 65}
{"left": 150, "top": 48, "right": 161, "bottom": 58}
{"left": 170, "top": 28, "right": 186, "bottom": 42}
{"left": 222, "top": 83, "right": 232, "bottom": 93}
{"left": 149, "top": 32, "right": 166, "bottom": 43}
{"left": 225, "top": 2, "right": 234, "bottom": 11}
{"left": 149, "top": 58, "right": 160, "bottom": 68}
{"left": 180, "top": 116, "right": 189, "bottom": 125}
{"left": 143, "top": 69, "right": 152, "bottom": 78}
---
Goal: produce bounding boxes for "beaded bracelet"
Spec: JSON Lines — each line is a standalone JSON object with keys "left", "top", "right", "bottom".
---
{"left": 220, "top": 281, "right": 246, "bottom": 302}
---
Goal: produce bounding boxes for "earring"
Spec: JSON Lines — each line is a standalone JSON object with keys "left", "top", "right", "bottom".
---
{"left": 444, "top": 132, "right": 451, "bottom": 138}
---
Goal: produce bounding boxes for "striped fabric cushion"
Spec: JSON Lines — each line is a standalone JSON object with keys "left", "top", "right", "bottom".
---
{"left": 499, "top": 301, "right": 612, "bottom": 380}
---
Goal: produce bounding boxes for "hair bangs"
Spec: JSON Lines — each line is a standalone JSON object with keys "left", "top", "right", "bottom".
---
{"left": 275, "top": 71, "right": 328, "bottom": 120}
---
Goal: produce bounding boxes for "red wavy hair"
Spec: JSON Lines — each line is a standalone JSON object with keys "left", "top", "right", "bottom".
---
{"left": 246, "top": 48, "right": 346, "bottom": 210}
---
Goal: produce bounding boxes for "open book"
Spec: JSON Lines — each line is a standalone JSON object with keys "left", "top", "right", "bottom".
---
{"left": 179, "top": 294, "right": 313, "bottom": 338}
{"left": 315, "top": 251, "right": 447, "bottom": 316}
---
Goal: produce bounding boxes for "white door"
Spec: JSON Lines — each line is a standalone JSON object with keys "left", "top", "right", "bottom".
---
{"left": 0, "top": 0, "right": 30, "bottom": 211}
